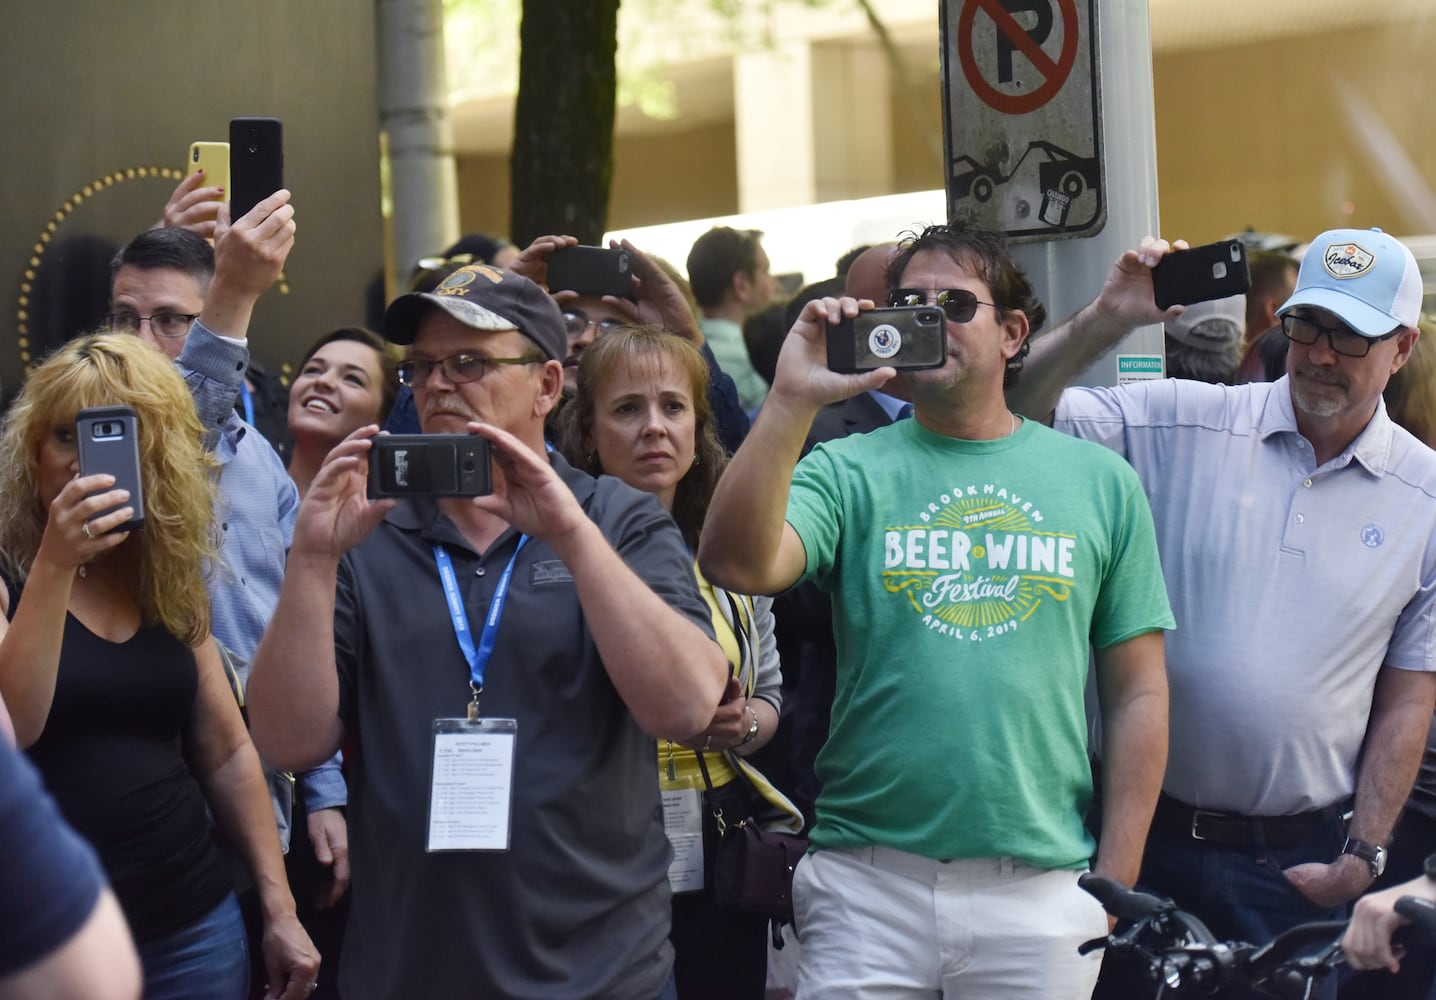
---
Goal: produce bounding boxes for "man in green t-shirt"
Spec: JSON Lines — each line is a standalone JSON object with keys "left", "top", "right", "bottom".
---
{"left": 699, "top": 222, "right": 1173, "bottom": 1000}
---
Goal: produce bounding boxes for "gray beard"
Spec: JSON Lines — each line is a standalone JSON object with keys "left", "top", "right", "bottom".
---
{"left": 1290, "top": 381, "right": 1345, "bottom": 418}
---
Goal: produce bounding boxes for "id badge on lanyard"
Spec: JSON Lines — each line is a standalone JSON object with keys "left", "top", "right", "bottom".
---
{"left": 425, "top": 537, "right": 526, "bottom": 853}
{"left": 426, "top": 717, "right": 517, "bottom": 852}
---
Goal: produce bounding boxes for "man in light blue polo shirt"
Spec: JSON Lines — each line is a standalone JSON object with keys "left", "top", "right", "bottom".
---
{"left": 1015, "top": 229, "right": 1436, "bottom": 1000}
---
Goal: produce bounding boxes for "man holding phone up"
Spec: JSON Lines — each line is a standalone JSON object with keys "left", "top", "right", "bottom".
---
{"left": 246, "top": 264, "right": 728, "bottom": 999}
{"left": 1011, "top": 229, "right": 1436, "bottom": 1000}
{"left": 698, "top": 222, "right": 1173, "bottom": 1000}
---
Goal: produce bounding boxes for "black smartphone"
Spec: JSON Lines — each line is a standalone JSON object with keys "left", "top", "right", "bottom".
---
{"left": 547, "top": 246, "right": 633, "bottom": 298}
{"left": 827, "top": 306, "right": 946, "bottom": 374}
{"left": 229, "top": 117, "right": 284, "bottom": 222}
{"left": 368, "top": 434, "right": 492, "bottom": 499}
{"left": 76, "top": 406, "right": 145, "bottom": 532}
{"left": 1151, "top": 240, "right": 1251, "bottom": 310}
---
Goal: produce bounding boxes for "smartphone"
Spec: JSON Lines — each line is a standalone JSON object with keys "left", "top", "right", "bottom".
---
{"left": 368, "top": 434, "right": 492, "bottom": 499}
{"left": 827, "top": 306, "right": 946, "bottom": 374}
{"left": 229, "top": 117, "right": 283, "bottom": 223}
{"left": 187, "top": 141, "right": 230, "bottom": 194}
{"left": 76, "top": 406, "right": 145, "bottom": 532}
{"left": 547, "top": 246, "right": 633, "bottom": 298}
{"left": 1151, "top": 239, "right": 1251, "bottom": 310}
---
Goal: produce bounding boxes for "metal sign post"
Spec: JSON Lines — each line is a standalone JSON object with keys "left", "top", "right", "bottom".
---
{"left": 942, "top": 0, "right": 1166, "bottom": 387}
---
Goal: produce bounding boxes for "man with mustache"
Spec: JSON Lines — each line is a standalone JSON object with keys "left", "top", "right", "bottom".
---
{"left": 246, "top": 264, "right": 727, "bottom": 999}
{"left": 1014, "top": 228, "right": 1436, "bottom": 1000}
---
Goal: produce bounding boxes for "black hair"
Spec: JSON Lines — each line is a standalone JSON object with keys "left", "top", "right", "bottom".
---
{"left": 109, "top": 228, "right": 215, "bottom": 290}
{"left": 887, "top": 222, "right": 1046, "bottom": 387}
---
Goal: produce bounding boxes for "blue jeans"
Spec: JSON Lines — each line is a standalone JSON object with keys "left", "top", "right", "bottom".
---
{"left": 137, "top": 893, "right": 249, "bottom": 1000}
{"left": 1093, "top": 810, "right": 1347, "bottom": 1000}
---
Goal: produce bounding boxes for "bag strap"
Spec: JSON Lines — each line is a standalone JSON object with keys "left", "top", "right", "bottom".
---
{"left": 693, "top": 751, "right": 731, "bottom": 835}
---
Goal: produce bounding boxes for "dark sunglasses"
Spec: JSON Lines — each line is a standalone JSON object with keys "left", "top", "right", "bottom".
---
{"left": 887, "top": 288, "right": 999, "bottom": 324}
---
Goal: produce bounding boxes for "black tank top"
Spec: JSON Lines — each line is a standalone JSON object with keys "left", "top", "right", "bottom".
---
{"left": 25, "top": 607, "right": 233, "bottom": 941}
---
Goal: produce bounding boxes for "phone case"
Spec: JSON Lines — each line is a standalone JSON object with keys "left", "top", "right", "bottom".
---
{"left": 186, "top": 141, "right": 230, "bottom": 193}
{"left": 1152, "top": 240, "right": 1251, "bottom": 310}
{"left": 76, "top": 406, "right": 145, "bottom": 532}
{"left": 827, "top": 307, "right": 946, "bottom": 374}
{"left": 229, "top": 117, "right": 283, "bottom": 222}
{"left": 547, "top": 246, "right": 633, "bottom": 298}
{"left": 367, "top": 435, "right": 492, "bottom": 499}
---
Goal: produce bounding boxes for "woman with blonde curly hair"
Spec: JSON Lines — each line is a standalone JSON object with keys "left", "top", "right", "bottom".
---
{"left": 559, "top": 325, "right": 800, "bottom": 1000}
{"left": 0, "top": 332, "right": 318, "bottom": 1000}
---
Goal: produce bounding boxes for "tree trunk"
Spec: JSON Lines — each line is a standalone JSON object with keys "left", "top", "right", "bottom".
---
{"left": 510, "top": 0, "right": 620, "bottom": 246}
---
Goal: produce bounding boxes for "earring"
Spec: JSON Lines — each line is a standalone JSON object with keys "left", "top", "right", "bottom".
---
{"left": 693, "top": 454, "right": 700, "bottom": 466}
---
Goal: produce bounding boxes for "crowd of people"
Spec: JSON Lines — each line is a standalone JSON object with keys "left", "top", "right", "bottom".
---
{"left": 4, "top": 163, "right": 1436, "bottom": 1000}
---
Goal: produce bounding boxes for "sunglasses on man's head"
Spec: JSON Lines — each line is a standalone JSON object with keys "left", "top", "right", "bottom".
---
{"left": 886, "top": 288, "right": 999, "bottom": 325}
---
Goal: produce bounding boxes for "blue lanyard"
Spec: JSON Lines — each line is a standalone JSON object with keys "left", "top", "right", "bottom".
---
{"left": 239, "top": 380, "right": 256, "bottom": 427}
{"left": 433, "top": 536, "right": 528, "bottom": 718}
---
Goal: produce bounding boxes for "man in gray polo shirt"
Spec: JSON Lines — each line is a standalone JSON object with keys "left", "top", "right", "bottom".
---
{"left": 246, "top": 264, "right": 728, "bottom": 999}
{"left": 1014, "top": 229, "right": 1436, "bottom": 999}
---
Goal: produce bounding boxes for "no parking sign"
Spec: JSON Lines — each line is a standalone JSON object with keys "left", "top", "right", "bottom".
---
{"left": 941, "top": 0, "right": 1104, "bottom": 242}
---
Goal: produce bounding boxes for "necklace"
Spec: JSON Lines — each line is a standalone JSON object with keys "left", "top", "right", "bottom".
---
{"left": 1008, "top": 412, "right": 1019, "bottom": 437}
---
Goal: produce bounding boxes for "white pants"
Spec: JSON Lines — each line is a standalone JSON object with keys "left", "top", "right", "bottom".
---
{"left": 793, "top": 846, "right": 1106, "bottom": 1000}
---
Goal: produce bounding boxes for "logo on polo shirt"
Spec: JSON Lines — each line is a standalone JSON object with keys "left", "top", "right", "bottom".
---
{"left": 882, "top": 480, "right": 1076, "bottom": 643}
{"left": 1361, "top": 523, "right": 1384, "bottom": 548}
{"left": 1323, "top": 242, "right": 1375, "bottom": 279}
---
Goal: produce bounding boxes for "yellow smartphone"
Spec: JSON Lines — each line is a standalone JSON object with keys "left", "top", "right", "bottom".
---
{"left": 187, "top": 141, "right": 230, "bottom": 193}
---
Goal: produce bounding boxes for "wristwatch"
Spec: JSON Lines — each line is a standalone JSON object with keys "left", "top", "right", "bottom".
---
{"left": 1342, "top": 837, "right": 1388, "bottom": 879}
{"left": 737, "top": 706, "right": 760, "bottom": 747}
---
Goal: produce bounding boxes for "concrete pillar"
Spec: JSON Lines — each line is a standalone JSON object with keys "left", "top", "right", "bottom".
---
{"left": 376, "top": 0, "right": 460, "bottom": 301}
{"left": 734, "top": 37, "right": 895, "bottom": 212}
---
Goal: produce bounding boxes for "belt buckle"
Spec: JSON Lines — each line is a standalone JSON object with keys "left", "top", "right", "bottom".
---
{"left": 1190, "top": 809, "right": 1221, "bottom": 842}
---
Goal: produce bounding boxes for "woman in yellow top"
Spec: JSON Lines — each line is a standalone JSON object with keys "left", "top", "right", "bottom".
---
{"left": 561, "top": 325, "right": 800, "bottom": 1000}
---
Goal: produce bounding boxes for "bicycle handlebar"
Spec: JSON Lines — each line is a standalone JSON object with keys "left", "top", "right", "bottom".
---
{"left": 1075, "top": 874, "right": 1436, "bottom": 998}
{"left": 1078, "top": 873, "right": 1170, "bottom": 923}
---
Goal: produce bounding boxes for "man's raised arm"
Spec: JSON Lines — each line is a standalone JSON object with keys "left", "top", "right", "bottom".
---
{"left": 1007, "top": 237, "right": 1183, "bottom": 422}
{"left": 699, "top": 297, "right": 891, "bottom": 596}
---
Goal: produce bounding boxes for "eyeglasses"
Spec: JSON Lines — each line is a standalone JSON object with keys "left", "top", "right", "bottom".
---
{"left": 396, "top": 352, "right": 544, "bottom": 387}
{"left": 887, "top": 288, "right": 999, "bottom": 324}
{"left": 104, "top": 309, "right": 200, "bottom": 339}
{"left": 1281, "top": 313, "right": 1402, "bottom": 359}
{"left": 562, "top": 310, "right": 626, "bottom": 339}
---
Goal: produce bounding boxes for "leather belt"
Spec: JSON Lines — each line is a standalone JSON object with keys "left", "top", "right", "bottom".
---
{"left": 1152, "top": 793, "right": 1347, "bottom": 850}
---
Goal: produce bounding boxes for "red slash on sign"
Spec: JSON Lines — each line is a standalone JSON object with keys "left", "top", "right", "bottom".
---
{"left": 958, "top": 0, "right": 1078, "bottom": 115}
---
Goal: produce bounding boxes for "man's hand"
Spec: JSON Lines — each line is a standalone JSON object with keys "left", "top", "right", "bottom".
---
{"left": 290, "top": 427, "right": 395, "bottom": 563}
{"left": 467, "top": 421, "right": 589, "bottom": 546}
{"left": 1089, "top": 236, "right": 1189, "bottom": 332}
{"left": 506, "top": 234, "right": 578, "bottom": 288}
{"left": 306, "top": 808, "right": 351, "bottom": 910}
{"left": 768, "top": 297, "right": 895, "bottom": 410}
{"left": 156, "top": 170, "right": 225, "bottom": 238}
{"left": 260, "top": 911, "right": 320, "bottom": 1000}
{"left": 1343, "top": 877, "right": 1436, "bottom": 973}
{"left": 1284, "top": 852, "right": 1375, "bottom": 909}
{"left": 199, "top": 189, "right": 296, "bottom": 340}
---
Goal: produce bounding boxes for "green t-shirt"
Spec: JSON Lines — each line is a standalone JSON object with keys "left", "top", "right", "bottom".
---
{"left": 786, "top": 416, "right": 1174, "bottom": 868}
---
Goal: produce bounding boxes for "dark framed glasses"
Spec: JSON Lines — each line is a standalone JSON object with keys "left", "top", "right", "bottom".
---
{"left": 1281, "top": 313, "right": 1401, "bottom": 359}
{"left": 887, "top": 288, "right": 998, "bottom": 325}
{"left": 396, "top": 352, "right": 544, "bottom": 387}
{"left": 562, "top": 310, "right": 627, "bottom": 339}
{"left": 104, "top": 309, "right": 200, "bottom": 339}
